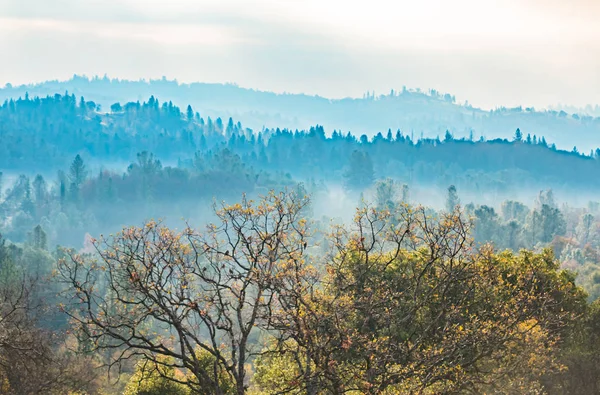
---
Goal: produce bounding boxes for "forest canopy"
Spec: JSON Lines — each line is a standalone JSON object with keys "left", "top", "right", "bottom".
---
{"left": 2, "top": 87, "right": 600, "bottom": 394}
{"left": 2, "top": 75, "right": 599, "bottom": 151}
{"left": 1, "top": 92, "right": 599, "bottom": 196}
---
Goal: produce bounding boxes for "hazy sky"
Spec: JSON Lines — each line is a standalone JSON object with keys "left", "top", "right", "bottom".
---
{"left": 0, "top": 0, "right": 599, "bottom": 109}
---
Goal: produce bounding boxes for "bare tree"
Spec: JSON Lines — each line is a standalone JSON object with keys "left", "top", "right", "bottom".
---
{"left": 58, "top": 190, "right": 311, "bottom": 395}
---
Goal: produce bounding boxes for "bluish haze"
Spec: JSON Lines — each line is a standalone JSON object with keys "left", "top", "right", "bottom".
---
{"left": 2, "top": 76, "right": 599, "bottom": 152}
{"left": 1, "top": 0, "right": 599, "bottom": 109}
{"left": 4, "top": 2, "right": 600, "bottom": 394}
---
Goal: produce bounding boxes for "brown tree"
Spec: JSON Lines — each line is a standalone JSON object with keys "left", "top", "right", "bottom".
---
{"left": 58, "top": 190, "right": 310, "bottom": 395}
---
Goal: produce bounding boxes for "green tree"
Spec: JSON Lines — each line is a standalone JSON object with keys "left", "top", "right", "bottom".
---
{"left": 538, "top": 204, "right": 566, "bottom": 244}
{"left": 0, "top": 236, "right": 97, "bottom": 394}
{"left": 501, "top": 200, "right": 529, "bottom": 222}
{"left": 267, "top": 205, "right": 585, "bottom": 394}
{"left": 444, "top": 130, "right": 453, "bottom": 142}
{"left": 375, "top": 178, "right": 398, "bottom": 212}
{"left": 31, "top": 224, "right": 47, "bottom": 250}
{"left": 110, "top": 102, "right": 122, "bottom": 112}
{"left": 124, "top": 354, "right": 235, "bottom": 395}
{"left": 32, "top": 174, "right": 47, "bottom": 204}
{"left": 252, "top": 345, "right": 307, "bottom": 395}
{"left": 505, "top": 219, "right": 521, "bottom": 250}
{"left": 343, "top": 150, "right": 374, "bottom": 192}
{"left": 186, "top": 104, "right": 194, "bottom": 121}
{"left": 514, "top": 128, "right": 523, "bottom": 141}
{"left": 127, "top": 151, "right": 163, "bottom": 202}
{"left": 536, "top": 189, "right": 557, "bottom": 209}
{"left": 401, "top": 184, "right": 410, "bottom": 204}
{"left": 445, "top": 184, "right": 460, "bottom": 212}
{"left": 128, "top": 151, "right": 162, "bottom": 176}
{"left": 69, "top": 154, "right": 87, "bottom": 188}
{"left": 473, "top": 205, "right": 500, "bottom": 244}
{"left": 543, "top": 299, "right": 600, "bottom": 393}
{"left": 577, "top": 213, "right": 595, "bottom": 245}
{"left": 123, "top": 358, "right": 193, "bottom": 395}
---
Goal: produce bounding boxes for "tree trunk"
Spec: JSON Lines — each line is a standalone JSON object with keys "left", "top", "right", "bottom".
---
{"left": 306, "top": 352, "right": 318, "bottom": 395}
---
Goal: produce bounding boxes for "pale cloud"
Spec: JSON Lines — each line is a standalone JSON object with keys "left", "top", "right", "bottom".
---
{"left": 0, "top": 0, "right": 598, "bottom": 108}
{"left": 0, "top": 17, "right": 247, "bottom": 46}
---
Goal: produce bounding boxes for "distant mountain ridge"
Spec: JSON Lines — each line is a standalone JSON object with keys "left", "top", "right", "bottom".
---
{"left": 1, "top": 75, "right": 599, "bottom": 152}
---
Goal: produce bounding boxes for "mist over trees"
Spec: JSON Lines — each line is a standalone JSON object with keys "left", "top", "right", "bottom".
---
{"left": 6, "top": 187, "right": 600, "bottom": 394}
{"left": 2, "top": 91, "right": 600, "bottom": 199}
{"left": 3, "top": 83, "right": 600, "bottom": 394}
{"left": 2, "top": 75, "right": 600, "bottom": 152}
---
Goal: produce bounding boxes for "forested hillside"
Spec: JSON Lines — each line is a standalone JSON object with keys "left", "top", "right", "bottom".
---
{"left": 2, "top": 75, "right": 599, "bottom": 151}
{"left": 2, "top": 92, "right": 599, "bottom": 200}
{"left": 3, "top": 188, "right": 600, "bottom": 394}
{"left": 3, "top": 89, "right": 600, "bottom": 394}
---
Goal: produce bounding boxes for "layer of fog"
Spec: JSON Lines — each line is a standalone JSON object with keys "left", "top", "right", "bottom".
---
{"left": 3, "top": 166, "right": 597, "bottom": 251}
{"left": 1, "top": 77, "right": 599, "bottom": 152}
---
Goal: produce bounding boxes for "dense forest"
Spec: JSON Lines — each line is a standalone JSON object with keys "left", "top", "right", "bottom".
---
{"left": 3, "top": 89, "right": 600, "bottom": 394}
{"left": 2, "top": 92, "right": 600, "bottom": 196}
{"left": 2, "top": 75, "right": 600, "bottom": 151}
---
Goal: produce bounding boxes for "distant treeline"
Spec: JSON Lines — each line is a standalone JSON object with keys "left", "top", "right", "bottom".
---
{"left": 1, "top": 75, "right": 600, "bottom": 150}
{"left": 1, "top": 93, "right": 600, "bottom": 195}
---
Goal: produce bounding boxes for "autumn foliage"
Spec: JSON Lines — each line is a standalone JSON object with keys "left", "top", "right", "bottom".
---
{"left": 57, "top": 191, "right": 594, "bottom": 394}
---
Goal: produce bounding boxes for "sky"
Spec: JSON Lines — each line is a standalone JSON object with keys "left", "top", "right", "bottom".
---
{"left": 0, "top": 0, "right": 599, "bottom": 109}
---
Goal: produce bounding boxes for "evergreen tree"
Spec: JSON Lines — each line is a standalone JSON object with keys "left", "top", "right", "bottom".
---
{"left": 69, "top": 154, "right": 87, "bottom": 188}
{"left": 444, "top": 130, "right": 453, "bottom": 142}
{"left": 343, "top": 151, "right": 374, "bottom": 192}
{"left": 59, "top": 180, "right": 66, "bottom": 209}
{"left": 446, "top": 185, "right": 460, "bottom": 212}
{"left": 32, "top": 225, "right": 47, "bottom": 250}
{"left": 514, "top": 128, "right": 522, "bottom": 141}
{"left": 110, "top": 102, "right": 122, "bottom": 112}
{"left": 577, "top": 213, "right": 594, "bottom": 245}
{"left": 32, "top": 174, "right": 47, "bottom": 204}
{"left": 375, "top": 178, "right": 398, "bottom": 211}
{"left": 186, "top": 104, "right": 194, "bottom": 121}
{"left": 401, "top": 184, "right": 410, "bottom": 204}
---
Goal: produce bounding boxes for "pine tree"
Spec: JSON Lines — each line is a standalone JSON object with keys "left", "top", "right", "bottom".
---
{"left": 343, "top": 151, "right": 374, "bottom": 192}
{"left": 186, "top": 104, "right": 194, "bottom": 121}
{"left": 32, "top": 174, "right": 47, "bottom": 203}
{"left": 32, "top": 225, "right": 47, "bottom": 250}
{"left": 401, "top": 184, "right": 410, "bottom": 204}
{"left": 59, "top": 180, "right": 66, "bottom": 209}
{"left": 444, "top": 130, "right": 453, "bottom": 142}
{"left": 375, "top": 179, "right": 398, "bottom": 211}
{"left": 69, "top": 154, "right": 87, "bottom": 188}
{"left": 446, "top": 185, "right": 460, "bottom": 212}
{"left": 514, "top": 128, "right": 523, "bottom": 141}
